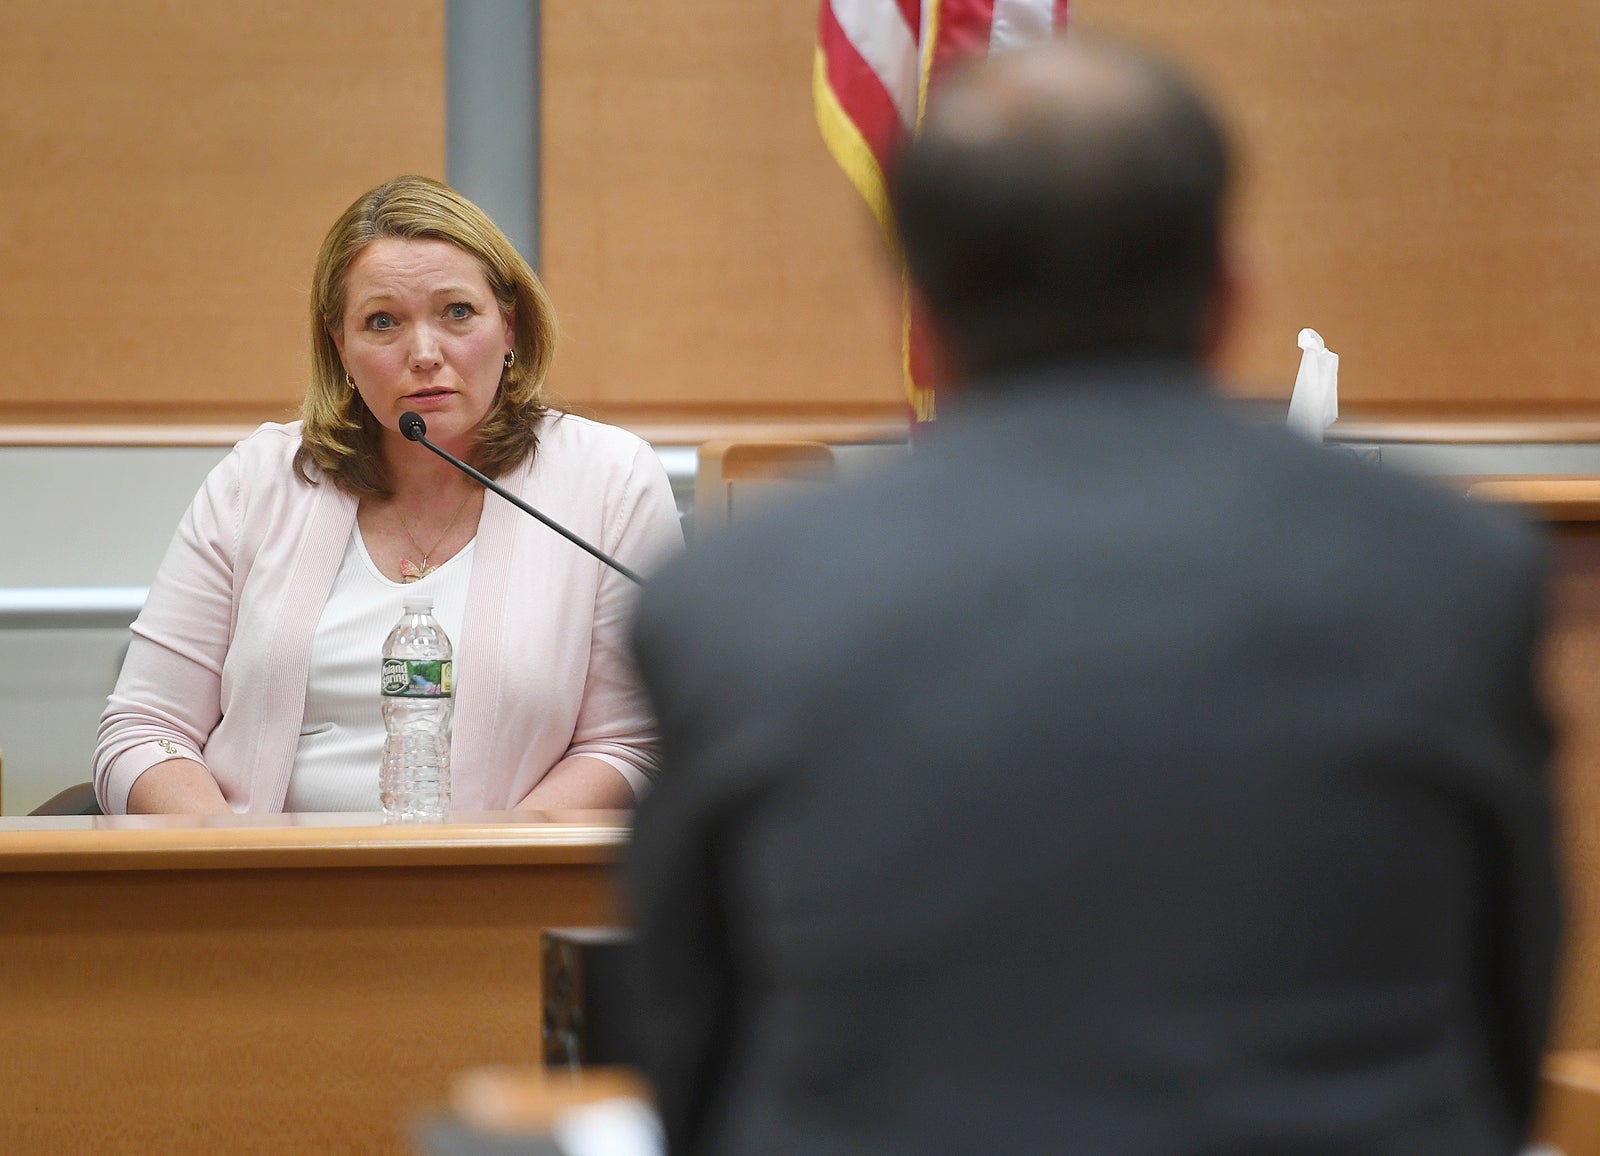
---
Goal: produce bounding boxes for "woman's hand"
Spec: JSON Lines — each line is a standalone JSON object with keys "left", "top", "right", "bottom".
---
{"left": 126, "top": 759, "right": 233, "bottom": 815}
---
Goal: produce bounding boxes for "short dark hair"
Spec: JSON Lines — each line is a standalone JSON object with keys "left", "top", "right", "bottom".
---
{"left": 889, "top": 41, "right": 1232, "bottom": 376}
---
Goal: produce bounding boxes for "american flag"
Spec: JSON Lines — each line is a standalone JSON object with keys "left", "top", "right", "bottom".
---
{"left": 815, "top": 0, "right": 1071, "bottom": 422}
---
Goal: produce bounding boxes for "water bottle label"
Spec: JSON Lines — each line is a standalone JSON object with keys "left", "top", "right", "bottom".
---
{"left": 381, "top": 658, "right": 454, "bottom": 697}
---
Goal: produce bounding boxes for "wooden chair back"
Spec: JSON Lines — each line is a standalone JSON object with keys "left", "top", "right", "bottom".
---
{"left": 693, "top": 440, "right": 838, "bottom": 537}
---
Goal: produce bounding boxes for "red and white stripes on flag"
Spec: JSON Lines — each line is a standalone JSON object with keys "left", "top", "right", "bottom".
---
{"left": 815, "top": 0, "right": 1070, "bottom": 422}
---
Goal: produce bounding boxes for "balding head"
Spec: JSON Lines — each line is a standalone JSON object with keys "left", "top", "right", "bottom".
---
{"left": 890, "top": 38, "right": 1233, "bottom": 379}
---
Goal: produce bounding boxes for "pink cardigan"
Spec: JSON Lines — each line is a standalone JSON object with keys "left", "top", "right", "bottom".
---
{"left": 94, "top": 415, "right": 684, "bottom": 814}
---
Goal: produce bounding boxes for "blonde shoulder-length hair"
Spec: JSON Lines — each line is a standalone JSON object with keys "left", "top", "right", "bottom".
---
{"left": 294, "top": 175, "right": 558, "bottom": 497}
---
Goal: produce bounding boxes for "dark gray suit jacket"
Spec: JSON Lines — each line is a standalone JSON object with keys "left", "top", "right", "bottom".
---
{"left": 628, "top": 360, "right": 1561, "bottom": 1156}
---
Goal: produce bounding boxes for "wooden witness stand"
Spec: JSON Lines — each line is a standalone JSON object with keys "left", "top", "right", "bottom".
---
{"left": 0, "top": 812, "right": 625, "bottom": 1154}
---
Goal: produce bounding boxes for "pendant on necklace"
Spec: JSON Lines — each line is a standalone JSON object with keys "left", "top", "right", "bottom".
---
{"left": 400, "top": 557, "right": 434, "bottom": 582}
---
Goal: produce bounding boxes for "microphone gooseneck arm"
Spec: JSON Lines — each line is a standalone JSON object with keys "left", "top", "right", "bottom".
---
{"left": 399, "top": 412, "right": 644, "bottom": 585}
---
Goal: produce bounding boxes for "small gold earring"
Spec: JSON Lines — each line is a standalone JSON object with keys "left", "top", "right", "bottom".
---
{"left": 503, "top": 350, "right": 515, "bottom": 370}
{"left": 344, "top": 372, "right": 356, "bottom": 390}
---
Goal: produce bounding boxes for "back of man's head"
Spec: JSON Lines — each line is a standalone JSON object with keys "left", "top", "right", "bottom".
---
{"left": 890, "top": 38, "right": 1232, "bottom": 379}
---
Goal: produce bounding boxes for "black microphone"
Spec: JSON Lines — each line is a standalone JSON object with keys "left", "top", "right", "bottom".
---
{"left": 399, "top": 412, "right": 644, "bottom": 585}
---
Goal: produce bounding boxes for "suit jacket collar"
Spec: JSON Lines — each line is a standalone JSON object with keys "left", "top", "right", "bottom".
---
{"left": 927, "top": 357, "right": 1217, "bottom": 442}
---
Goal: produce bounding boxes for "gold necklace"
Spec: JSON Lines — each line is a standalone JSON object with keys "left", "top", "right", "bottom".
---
{"left": 397, "top": 490, "right": 473, "bottom": 582}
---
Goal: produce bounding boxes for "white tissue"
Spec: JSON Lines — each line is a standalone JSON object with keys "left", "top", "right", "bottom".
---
{"left": 552, "top": 1096, "right": 664, "bottom": 1156}
{"left": 1285, "top": 328, "right": 1339, "bottom": 442}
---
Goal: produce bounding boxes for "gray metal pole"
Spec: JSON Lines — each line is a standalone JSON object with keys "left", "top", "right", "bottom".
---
{"left": 445, "top": 0, "right": 541, "bottom": 270}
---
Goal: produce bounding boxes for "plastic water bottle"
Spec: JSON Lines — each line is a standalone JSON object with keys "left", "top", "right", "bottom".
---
{"left": 380, "top": 595, "right": 453, "bottom": 820}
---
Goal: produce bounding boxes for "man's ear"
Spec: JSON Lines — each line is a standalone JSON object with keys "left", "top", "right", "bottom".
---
{"left": 1198, "top": 239, "right": 1251, "bottom": 371}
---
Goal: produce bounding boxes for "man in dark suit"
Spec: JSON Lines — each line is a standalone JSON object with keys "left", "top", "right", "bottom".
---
{"left": 627, "top": 38, "right": 1561, "bottom": 1156}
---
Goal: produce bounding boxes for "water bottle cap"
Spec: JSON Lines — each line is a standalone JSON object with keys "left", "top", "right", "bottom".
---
{"left": 402, "top": 595, "right": 434, "bottom": 614}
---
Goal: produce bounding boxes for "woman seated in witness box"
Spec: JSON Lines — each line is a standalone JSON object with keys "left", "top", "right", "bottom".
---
{"left": 93, "top": 175, "right": 682, "bottom": 815}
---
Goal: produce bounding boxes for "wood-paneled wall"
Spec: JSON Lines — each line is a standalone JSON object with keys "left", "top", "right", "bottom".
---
{"left": 0, "top": 1, "right": 444, "bottom": 426}
{"left": 1, "top": 2, "right": 1597, "bottom": 425}
{"left": 543, "top": 0, "right": 1600, "bottom": 425}
{"left": 1072, "top": 0, "right": 1600, "bottom": 412}
{"left": 539, "top": 3, "right": 905, "bottom": 425}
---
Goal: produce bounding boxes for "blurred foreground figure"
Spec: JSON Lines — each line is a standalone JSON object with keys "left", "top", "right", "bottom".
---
{"left": 629, "top": 38, "right": 1559, "bottom": 1156}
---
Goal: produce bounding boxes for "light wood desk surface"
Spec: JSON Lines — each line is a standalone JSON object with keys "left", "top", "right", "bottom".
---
{"left": 1465, "top": 475, "right": 1600, "bottom": 521}
{"left": 0, "top": 811, "right": 627, "bottom": 1155}
{"left": 1537, "top": 1050, "right": 1600, "bottom": 1156}
{"left": 0, "top": 809, "right": 628, "bottom": 870}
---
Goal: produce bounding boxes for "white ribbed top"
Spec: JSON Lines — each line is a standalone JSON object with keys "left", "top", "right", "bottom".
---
{"left": 283, "top": 527, "right": 474, "bottom": 812}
